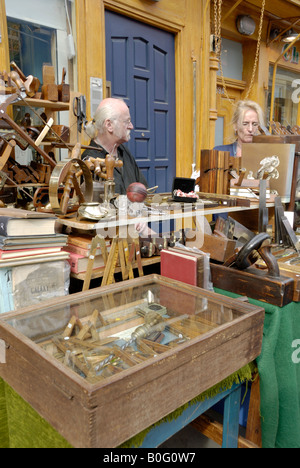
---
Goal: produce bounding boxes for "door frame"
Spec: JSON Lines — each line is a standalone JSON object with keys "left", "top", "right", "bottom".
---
{"left": 76, "top": 0, "right": 209, "bottom": 178}
{"left": 103, "top": 1, "right": 183, "bottom": 178}
{"left": 104, "top": 9, "right": 176, "bottom": 191}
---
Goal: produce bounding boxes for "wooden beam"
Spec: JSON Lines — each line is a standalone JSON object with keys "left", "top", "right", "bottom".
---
{"left": 191, "top": 413, "right": 260, "bottom": 448}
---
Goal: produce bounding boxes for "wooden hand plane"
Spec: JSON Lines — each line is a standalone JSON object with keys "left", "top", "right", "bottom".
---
{"left": 210, "top": 233, "right": 294, "bottom": 306}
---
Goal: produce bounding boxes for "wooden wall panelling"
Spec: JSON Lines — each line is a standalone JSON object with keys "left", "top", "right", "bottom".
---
{"left": 75, "top": 0, "right": 105, "bottom": 147}
{"left": 0, "top": 0, "right": 12, "bottom": 119}
{"left": 0, "top": 0, "right": 9, "bottom": 73}
{"left": 176, "top": 0, "right": 205, "bottom": 178}
{"left": 197, "top": 0, "right": 212, "bottom": 169}
{"left": 175, "top": 0, "right": 211, "bottom": 177}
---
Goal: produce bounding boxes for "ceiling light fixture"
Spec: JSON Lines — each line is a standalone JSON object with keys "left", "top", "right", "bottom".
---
{"left": 236, "top": 15, "right": 256, "bottom": 36}
{"left": 282, "top": 29, "right": 300, "bottom": 42}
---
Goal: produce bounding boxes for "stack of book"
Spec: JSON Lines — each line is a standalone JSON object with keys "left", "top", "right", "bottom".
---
{"left": 0, "top": 207, "right": 69, "bottom": 268}
{"left": 0, "top": 207, "right": 71, "bottom": 314}
{"left": 63, "top": 234, "right": 111, "bottom": 274}
{"left": 160, "top": 246, "right": 206, "bottom": 288}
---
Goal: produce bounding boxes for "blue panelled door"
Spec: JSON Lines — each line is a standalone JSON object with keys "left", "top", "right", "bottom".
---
{"left": 105, "top": 11, "right": 176, "bottom": 192}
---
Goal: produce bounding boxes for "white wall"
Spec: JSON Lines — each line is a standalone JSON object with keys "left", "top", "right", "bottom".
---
{"left": 5, "top": 0, "right": 67, "bottom": 31}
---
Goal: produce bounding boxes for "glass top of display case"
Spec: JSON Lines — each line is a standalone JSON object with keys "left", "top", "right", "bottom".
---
{"left": 3, "top": 275, "right": 258, "bottom": 384}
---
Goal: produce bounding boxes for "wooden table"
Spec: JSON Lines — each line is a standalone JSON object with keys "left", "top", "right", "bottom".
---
{"left": 58, "top": 200, "right": 275, "bottom": 284}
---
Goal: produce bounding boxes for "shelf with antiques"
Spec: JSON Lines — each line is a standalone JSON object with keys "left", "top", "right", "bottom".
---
{"left": 57, "top": 191, "right": 275, "bottom": 291}
{"left": 0, "top": 63, "right": 83, "bottom": 209}
{"left": 0, "top": 274, "right": 265, "bottom": 448}
{"left": 157, "top": 147, "right": 300, "bottom": 308}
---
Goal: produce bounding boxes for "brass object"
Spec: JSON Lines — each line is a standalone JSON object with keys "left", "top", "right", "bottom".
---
{"left": 49, "top": 157, "right": 93, "bottom": 215}
{"left": 103, "top": 154, "right": 123, "bottom": 204}
{"left": 77, "top": 202, "right": 110, "bottom": 221}
{"left": 104, "top": 179, "right": 115, "bottom": 204}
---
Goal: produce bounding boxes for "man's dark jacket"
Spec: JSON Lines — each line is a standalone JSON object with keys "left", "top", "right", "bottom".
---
{"left": 82, "top": 140, "right": 148, "bottom": 195}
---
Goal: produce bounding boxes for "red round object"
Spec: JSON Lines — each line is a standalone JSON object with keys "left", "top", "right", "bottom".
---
{"left": 126, "top": 182, "right": 147, "bottom": 202}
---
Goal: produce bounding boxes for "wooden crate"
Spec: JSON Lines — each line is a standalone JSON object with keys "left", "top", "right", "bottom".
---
{"left": 0, "top": 274, "right": 265, "bottom": 448}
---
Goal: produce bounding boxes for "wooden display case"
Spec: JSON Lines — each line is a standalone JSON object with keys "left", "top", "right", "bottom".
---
{"left": 0, "top": 274, "right": 265, "bottom": 447}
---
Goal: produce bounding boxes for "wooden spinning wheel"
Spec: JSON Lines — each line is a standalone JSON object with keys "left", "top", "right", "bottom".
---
{"left": 49, "top": 156, "right": 93, "bottom": 215}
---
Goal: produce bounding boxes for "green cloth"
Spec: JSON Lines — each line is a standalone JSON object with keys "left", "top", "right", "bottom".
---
{"left": 0, "top": 377, "right": 9, "bottom": 448}
{"left": 215, "top": 288, "right": 300, "bottom": 448}
{"left": 0, "top": 378, "right": 71, "bottom": 448}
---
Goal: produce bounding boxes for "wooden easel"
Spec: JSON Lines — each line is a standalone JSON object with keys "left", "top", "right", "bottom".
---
{"left": 82, "top": 235, "right": 143, "bottom": 291}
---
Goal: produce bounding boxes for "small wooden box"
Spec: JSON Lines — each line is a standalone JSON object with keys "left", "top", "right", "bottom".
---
{"left": 0, "top": 274, "right": 265, "bottom": 447}
{"left": 186, "top": 231, "right": 236, "bottom": 263}
{"left": 41, "top": 84, "right": 58, "bottom": 102}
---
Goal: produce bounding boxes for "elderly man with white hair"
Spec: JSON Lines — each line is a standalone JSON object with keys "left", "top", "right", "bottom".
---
{"left": 82, "top": 98, "right": 148, "bottom": 195}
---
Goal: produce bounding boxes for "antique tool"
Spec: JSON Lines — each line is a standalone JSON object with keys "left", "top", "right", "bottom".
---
{"left": 122, "top": 238, "right": 134, "bottom": 280}
{"left": 234, "top": 168, "right": 246, "bottom": 187}
{"left": 103, "top": 154, "right": 123, "bottom": 203}
{"left": 34, "top": 117, "right": 54, "bottom": 146}
{"left": 83, "top": 235, "right": 135, "bottom": 291}
{"left": 34, "top": 124, "right": 70, "bottom": 144}
{"left": 0, "top": 170, "right": 8, "bottom": 190}
{"left": 0, "top": 139, "right": 16, "bottom": 171}
{"left": 10, "top": 61, "right": 40, "bottom": 97}
{"left": 8, "top": 71, "right": 26, "bottom": 99}
{"left": 140, "top": 239, "right": 157, "bottom": 258}
{"left": 129, "top": 238, "right": 144, "bottom": 278}
{"left": 258, "top": 124, "right": 271, "bottom": 136}
{"left": 211, "top": 233, "right": 294, "bottom": 306}
{"left": 48, "top": 150, "right": 122, "bottom": 216}
{"left": 229, "top": 169, "right": 260, "bottom": 200}
{"left": 0, "top": 71, "right": 17, "bottom": 94}
{"left": 94, "top": 312, "right": 188, "bottom": 373}
{"left": 275, "top": 197, "right": 299, "bottom": 250}
{"left": 101, "top": 237, "right": 121, "bottom": 287}
{"left": 41, "top": 65, "right": 58, "bottom": 101}
{"left": 81, "top": 156, "right": 107, "bottom": 180}
{"left": 118, "top": 237, "right": 132, "bottom": 281}
{"left": 77, "top": 202, "right": 110, "bottom": 221}
{"left": 256, "top": 245, "right": 300, "bottom": 302}
{"left": 196, "top": 192, "right": 251, "bottom": 208}
{"left": 224, "top": 232, "right": 271, "bottom": 270}
{"left": 0, "top": 93, "right": 56, "bottom": 168}
{"left": 49, "top": 148, "right": 93, "bottom": 215}
{"left": 0, "top": 169, "right": 34, "bottom": 200}
{"left": 258, "top": 179, "right": 269, "bottom": 233}
{"left": 8, "top": 156, "right": 38, "bottom": 184}
{"left": 82, "top": 235, "right": 110, "bottom": 291}
{"left": 0, "top": 129, "right": 39, "bottom": 153}
{"left": 200, "top": 149, "right": 235, "bottom": 195}
{"left": 57, "top": 67, "right": 70, "bottom": 102}
{"left": 73, "top": 95, "right": 87, "bottom": 141}
{"left": 215, "top": 216, "right": 255, "bottom": 246}
{"left": 43, "top": 308, "right": 191, "bottom": 381}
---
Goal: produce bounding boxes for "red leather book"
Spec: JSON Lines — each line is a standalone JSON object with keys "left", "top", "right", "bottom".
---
{"left": 160, "top": 249, "right": 198, "bottom": 286}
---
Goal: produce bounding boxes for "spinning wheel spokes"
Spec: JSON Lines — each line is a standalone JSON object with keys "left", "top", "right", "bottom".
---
{"left": 49, "top": 158, "right": 93, "bottom": 215}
